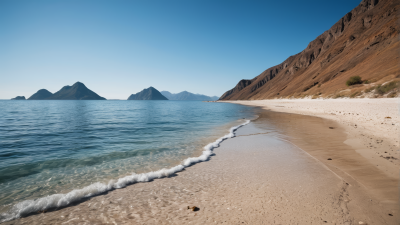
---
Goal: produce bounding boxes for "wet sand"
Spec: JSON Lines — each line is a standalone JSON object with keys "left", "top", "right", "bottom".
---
{"left": 4, "top": 100, "right": 399, "bottom": 224}
{"left": 229, "top": 99, "right": 400, "bottom": 224}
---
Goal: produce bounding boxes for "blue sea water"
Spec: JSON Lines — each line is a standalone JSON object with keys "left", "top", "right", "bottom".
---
{"left": 0, "top": 100, "right": 255, "bottom": 221}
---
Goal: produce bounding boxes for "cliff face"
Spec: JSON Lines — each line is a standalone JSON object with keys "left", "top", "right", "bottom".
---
{"left": 220, "top": 0, "right": 399, "bottom": 100}
{"left": 128, "top": 87, "right": 168, "bottom": 100}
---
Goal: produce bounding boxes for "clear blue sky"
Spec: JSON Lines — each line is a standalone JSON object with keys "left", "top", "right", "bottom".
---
{"left": 0, "top": 0, "right": 361, "bottom": 99}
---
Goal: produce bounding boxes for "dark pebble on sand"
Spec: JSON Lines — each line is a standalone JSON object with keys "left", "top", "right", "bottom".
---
{"left": 327, "top": 158, "right": 332, "bottom": 160}
{"left": 329, "top": 127, "right": 334, "bottom": 129}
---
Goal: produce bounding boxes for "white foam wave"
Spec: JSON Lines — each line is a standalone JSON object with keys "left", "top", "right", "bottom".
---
{"left": 0, "top": 120, "right": 250, "bottom": 222}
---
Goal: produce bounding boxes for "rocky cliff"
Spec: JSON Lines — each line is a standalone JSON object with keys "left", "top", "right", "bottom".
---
{"left": 128, "top": 87, "right": 168, "bottom": 100}
{"left": 220, "top": 0, "right": 399, "bottom": 100}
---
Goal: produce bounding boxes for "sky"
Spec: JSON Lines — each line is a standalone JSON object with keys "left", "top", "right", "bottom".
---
{"left": 0, "top": 0, "right": 362, "bottom": 99}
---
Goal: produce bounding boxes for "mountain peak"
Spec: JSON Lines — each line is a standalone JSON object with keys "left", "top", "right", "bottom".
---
{"left": 28, "top": 83, "right": 105, "bottom": 100}
{"left": 28, "top": 89, "right": 53, "bottom": 100}
{"left": 72, "top": 82, "right": 86, "bottom": 87}
{"left": 128, "top": 87, "right": 168, "bottom": 100}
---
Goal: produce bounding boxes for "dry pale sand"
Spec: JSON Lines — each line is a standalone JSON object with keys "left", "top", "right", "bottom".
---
{"left": 3, "top": 99, "right": 399, "bottom": 225}
{"left": 227, "top": 98, "right": 400, "bottom": 222}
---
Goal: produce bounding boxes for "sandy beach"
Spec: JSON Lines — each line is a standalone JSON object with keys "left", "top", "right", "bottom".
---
{"left": 2, "top": 0, "right": 398, "bottom": 224}
{"left": 4, "top": 99, "right": 399, "bottom": 224}
{"left": 228, "top": 98, "right": 400, "bottom": 223}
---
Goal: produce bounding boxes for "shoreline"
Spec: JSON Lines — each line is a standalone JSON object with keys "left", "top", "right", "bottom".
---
{"left": 0, "top": 101, "right": 254, "bottom": 223}
{"left": 0, "top": 119, "right": 250, "bottom": 223}
{"left": 226, "top": 99, "right": 399, "bottom": 222}
{"left": 3, "top": 99, "right": 399, "bottom": 224}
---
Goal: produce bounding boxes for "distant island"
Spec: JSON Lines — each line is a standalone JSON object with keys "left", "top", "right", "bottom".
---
{"left": 128, "top": 87, "right": 168, "bottom": 100}
{"left": 14, "top": 85, "right": 220, "bottom": 101}
{"left": 28, "top": 89, "right": 53, "bottom": 100}
{"left": 27, "top": 82, "right": 106, "bottom": 100}
{"left": 161, "top": 91, "right": 219, "bottom": 101}
{"left": 11, "top": 96, "right": 26, "bottom": 100}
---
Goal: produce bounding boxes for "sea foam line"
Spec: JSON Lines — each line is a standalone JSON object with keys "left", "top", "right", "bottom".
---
{"left": 0, "top": 120, "right": 250, "bottom": 222}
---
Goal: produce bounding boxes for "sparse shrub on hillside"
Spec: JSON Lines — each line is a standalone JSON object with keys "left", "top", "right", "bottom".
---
{"left": 346, "top": 76, "right": 363, "bottom": 86}
{"left": 375, "top": 81, "right": 399, "bottom": 95}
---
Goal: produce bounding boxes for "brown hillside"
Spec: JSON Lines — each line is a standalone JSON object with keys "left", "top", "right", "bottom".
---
{"left": 220, "top": 0, "right": 400, "bottom": 100}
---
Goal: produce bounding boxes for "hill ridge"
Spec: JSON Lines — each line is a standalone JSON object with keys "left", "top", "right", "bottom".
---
{"left": 220, "top": 0, "right": 399, "bottom": 100}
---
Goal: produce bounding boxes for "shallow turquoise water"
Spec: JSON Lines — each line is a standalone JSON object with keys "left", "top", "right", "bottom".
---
{"left": 0, "top": 100, "right": 255, "bottom": 219}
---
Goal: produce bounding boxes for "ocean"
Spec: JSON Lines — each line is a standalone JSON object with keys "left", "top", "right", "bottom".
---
{"left": 0, "top": 100, "right": 255, "bottom": 222}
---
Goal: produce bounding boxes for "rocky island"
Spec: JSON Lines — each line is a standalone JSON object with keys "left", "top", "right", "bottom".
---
{"left": 161, "top": 91, "right": 218, "bottom": 101}
{"left": 28, "top": 89, "right": 53, "bottom": 100}
{"left": 11, "top": 96, "right": 26, "bottom": 100}
{"left": 27, "top": 82, "right": 106, "bottom": 100}
{"left": 128, "top": 87, "right": 168, "bottom": 100}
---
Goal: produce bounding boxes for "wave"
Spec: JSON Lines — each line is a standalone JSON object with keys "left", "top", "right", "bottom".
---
{"left": 0, "top": 120, "right": 250, "bottom": 223}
